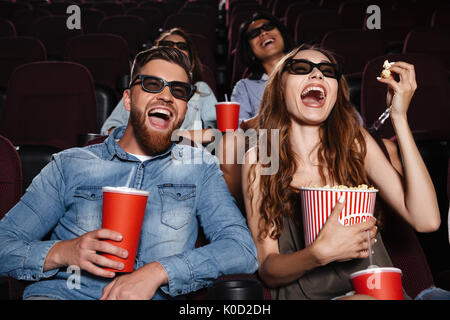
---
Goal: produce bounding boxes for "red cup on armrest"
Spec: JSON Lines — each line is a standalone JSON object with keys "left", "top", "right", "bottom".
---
{"left": 215, "top": 102, "right": 240, "bottom": 132}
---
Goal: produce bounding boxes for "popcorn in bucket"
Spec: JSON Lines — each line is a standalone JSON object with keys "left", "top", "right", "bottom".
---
{"left": 299, "top": 185, "right": 378, "bottom": 247}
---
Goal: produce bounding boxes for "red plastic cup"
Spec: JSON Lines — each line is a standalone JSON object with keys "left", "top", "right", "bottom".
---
{"left": 350, "top": 267, "right": 403, "bottom": 300}
{"left": 215, "top": 102, "right": 240, "bottom": 132}
{"left": 299, "top": 187, "right": 378, "bottom": 247}
{"left": 101, "top": 186, "right": 149, "bottom": 272}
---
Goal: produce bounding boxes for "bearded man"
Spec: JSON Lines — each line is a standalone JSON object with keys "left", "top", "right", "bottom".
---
{"left": 0, "top": 46, "right": 257, "bottom": 300}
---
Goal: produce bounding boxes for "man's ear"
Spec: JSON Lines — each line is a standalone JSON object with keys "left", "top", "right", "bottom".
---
{"left": 123, "top": 89, "right": 132, "bottom": 111}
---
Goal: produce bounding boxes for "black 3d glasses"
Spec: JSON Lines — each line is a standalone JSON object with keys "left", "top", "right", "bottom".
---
{"left": 285, "top": 59, "right": 342, "bottom": 79}
{"left": 130, "top": 75, "right": 196, "bottom": 101}
{"left": 157, "top": 40, "right": 189, "bottom": 52}
{"left": 247, "top": 21, "right": 276, "bottom": 40}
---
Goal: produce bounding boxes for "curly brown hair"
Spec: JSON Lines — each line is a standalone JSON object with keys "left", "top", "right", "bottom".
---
{"left": 248, "top": 44, "right": 370, "bottom": 241}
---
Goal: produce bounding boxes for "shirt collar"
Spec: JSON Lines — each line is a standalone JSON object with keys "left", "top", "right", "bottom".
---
{"left": 261, "top": 73, "right": 269, "bottom": 81}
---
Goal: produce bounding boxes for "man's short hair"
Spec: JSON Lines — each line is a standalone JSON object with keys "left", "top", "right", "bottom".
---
{"left": 129, "top": 46, "right": 193, "bottom": 87}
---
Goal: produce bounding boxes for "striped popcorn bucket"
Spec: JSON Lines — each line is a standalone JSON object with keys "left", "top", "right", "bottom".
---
{"left": 299, "top": 187, "right": 378, "bottom": 247}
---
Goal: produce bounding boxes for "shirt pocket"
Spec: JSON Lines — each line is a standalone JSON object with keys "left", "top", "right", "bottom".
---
{"left": 73, "top": 186, "right": 103, "bottom": 232}
{"left": 158, "top": 184, "right": 196, "bottom": 230}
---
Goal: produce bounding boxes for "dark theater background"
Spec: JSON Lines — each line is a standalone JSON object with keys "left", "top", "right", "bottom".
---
{"left": 0, "top": 0, "right": 449, "bottom": 301}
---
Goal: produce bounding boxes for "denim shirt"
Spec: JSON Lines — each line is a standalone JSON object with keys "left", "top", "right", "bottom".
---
{"left": 0, "top": 126, "right": 257, "bottom": 300}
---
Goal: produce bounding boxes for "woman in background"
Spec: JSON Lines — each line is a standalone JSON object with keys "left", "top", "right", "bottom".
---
{"left": 230, "top": 11, "right": 294, "bottom": 123}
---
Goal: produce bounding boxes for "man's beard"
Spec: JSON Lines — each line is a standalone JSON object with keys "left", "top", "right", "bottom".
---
{"left": 129, "top": 104, "right": 184, "bottom": 156}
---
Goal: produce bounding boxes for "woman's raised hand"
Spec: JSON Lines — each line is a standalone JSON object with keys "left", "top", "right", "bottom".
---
{"left": 377, "top": 61, "right": 417, "bottom": 119}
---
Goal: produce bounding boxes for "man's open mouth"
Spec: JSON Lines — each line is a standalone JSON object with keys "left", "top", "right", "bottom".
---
{"left": 300, "top": 85, "right": 327, "bottom": 108}
{"left": 147, "top": 107, "right": 174, "bottom": 129}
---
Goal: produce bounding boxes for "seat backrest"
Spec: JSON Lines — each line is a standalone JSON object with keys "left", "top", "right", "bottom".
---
{"left": 9, "top": 7, "right": 42, "bottom": 37}
{"left": 0, "top": 36, "right": 47, "bottom": 89}
{"left": 321, "top": 28, "right": 384, "bottom": 76}
{"left": 17, "top": 144, "right": 61, "bottom": 192}
{"left": 373, "top": 9, "right": 416, "bottom": 50}
{"left": 164, "top": 13, "right": 216, "bottom": 44}
{"left": 0, "top": 61, "right": 98, "bottom": 150}
{"left": 140, "top": 0, "right": 178, "bottom": 16}
{"left": 227, "top": 11, "right": 248, "bottom": 61}
{"left": 188, "top": 33, "right": 217, "bottom": 73}
{"left": 178, "top": 2, "right": 218, "bottom": 28}
{"left": 319, "top": 0, "right": 341, "bottom": 11}
{"left": 227, "top": 0, "right": 261, "bottom": 27}
{"left": 380, "top": 202, "right": 435, "bottom": 298}
{"left": 47, "top": 2, "right": 77, "bottom": 15}
{"left": 403, "top": 28, "right": 450, "bottom": 75}
{"left": 337, "top": 0, "right": 368, "bottom": 29}
{"left": 271, "top": 0, "right": 296, "bottom": 18}
{"left": 380, "top": 134, "right": 450, "bottom": 296}
{"left": 65, "top": 33, "right": 130, "bottom": 99}
{"left": 126, "top": 7, "right": 165, "bottom": 42}
{"left": 199, "top": 64, "right": 217, "bottom": 98}
{"left": 0, "top": 1, "right": 31, "bottom": 20}
{"left": 431, "top": 6, "right": 450, "bottom": 28}
{"left": 94, "top": 85, "right": 119, "bottom": 132}
{"left": 448, "top": 158, "right": 450, "bottom": 202}
{"left": 98, "top": 15, "right": 148, "bottom": 58}
{"left": 295, "top": 9, "right": 343, "bottom": 45}
{"left": 0, "top": 18, "right": 16, "bottom": 37}
{"left": 80, "top": 8, "right": 105, "bottom": 34}
{"left": 33, "top": 15, "right": 82, "bottom": 60}
{"left": 0, "top": 135, "right": 22, "bottom": 220}
{"left": 285, "top": 2, "right": 319, "bottom": 32}
{"left": 391, "top": 0, "right": 438, "bottom": 27}
{"left": 230, "top": 44, "right": 246, "bottom": 90}
{"left": 372, "top": 128, "right": 434, "bottom": 300}
{"left": 447, "top": 153, "right": 450, "bottom": 264}
{"left": 93, "top": 2, "right": 125, "bottom": 17}
{"left": 360, "top": 53, "right": 450, "bottom": 140}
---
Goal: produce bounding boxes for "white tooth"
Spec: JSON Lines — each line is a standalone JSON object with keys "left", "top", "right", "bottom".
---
{"left": 301, "top": 86, "right": 325, "bottom": 98}
{"left": 150, "top": 108, "right": 170, "bottom": 116}
{"left": 263, "top": 39, "right": 274, "bottom": 46}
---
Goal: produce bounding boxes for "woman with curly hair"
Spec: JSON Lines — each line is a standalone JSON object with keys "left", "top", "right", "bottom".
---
{"left": 242, "top": 44, "right": 441, "bottom": 300}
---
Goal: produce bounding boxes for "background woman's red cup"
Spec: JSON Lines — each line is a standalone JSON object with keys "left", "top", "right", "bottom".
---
{"left": 350, "top": 267, "right": 403, "bottom": 300}
{"left": 215, "top": 102, "right": 240, "bottom": 132}
{"left": 299, "top": 187, "right": 378, "bottom": 247}
{"left": 101, "top": 186, "right": 149, "bottom": 273}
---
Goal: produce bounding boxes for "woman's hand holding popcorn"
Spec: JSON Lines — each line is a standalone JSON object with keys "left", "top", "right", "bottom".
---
{"left": 376, "top": 61, "right": 417, "bottom": 120}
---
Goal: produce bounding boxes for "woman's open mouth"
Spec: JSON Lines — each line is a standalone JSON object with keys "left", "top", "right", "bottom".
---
{"left": 260, "top": 37, "right": 276, "bottom": 48}
{"left": 300, "top": 85, "right": 327, "bottom": 108}
{"left": 147, "top": 107, "right": 174, "bottom": 130}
